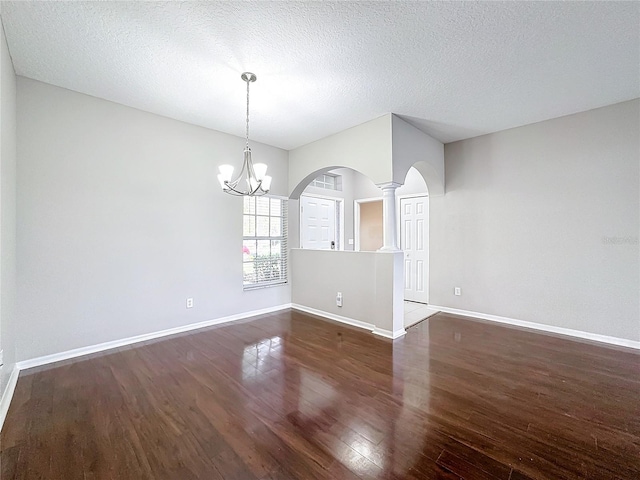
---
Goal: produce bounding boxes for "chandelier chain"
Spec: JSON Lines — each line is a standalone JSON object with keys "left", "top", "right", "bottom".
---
{"left": 245, "top": 76, "right": 250, "bottom": 147}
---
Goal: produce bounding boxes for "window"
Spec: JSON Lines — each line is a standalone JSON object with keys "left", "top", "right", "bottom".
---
{"left": 310, "top": 173, "right": 341, "bottom": 191}
{"left": 243, "top": 196, "right": 288, "bottom": 289}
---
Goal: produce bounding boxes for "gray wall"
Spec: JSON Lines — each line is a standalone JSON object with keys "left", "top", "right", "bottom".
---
{"left": 430, "top": 99, "right": 640, "bottom": 341}
{"left": 291, "top": 249, "right": 404, "bottom": 334}
{"left": 0, "top": 16, "right": 17, "bottom": 397}
{"left": 17, "top": 77, "right": 291, "bottom": 361}
{"left": 11, "top": 73, "right": 638, "bottom": 366}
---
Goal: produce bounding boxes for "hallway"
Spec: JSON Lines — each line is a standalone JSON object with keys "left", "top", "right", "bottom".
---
{"left": 404, "top": 300, "right": 439, "bottom": 328}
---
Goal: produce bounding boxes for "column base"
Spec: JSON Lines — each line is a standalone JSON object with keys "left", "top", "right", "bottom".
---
{"left": 372, "top": 327, "right": 407, "bottom": 339}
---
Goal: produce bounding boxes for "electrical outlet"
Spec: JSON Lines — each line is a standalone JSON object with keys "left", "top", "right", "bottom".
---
{"left": 336, "top": 292, "right": 343, "bottom": 307}
{"left": 348, "top": 239, "right": 354, "bottom": 245}
{"left": 186, "top": 298, "right": 194, "bottom": 308}
{"left": 454, "top": 287, "right": 461, "bottom": 296}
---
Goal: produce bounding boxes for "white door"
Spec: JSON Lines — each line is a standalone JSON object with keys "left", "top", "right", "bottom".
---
{"left": 401, "top": 196, "right": 429, "bottom": 303}
{"left": 301, "top": 196, "right": 336, "bottom": 250}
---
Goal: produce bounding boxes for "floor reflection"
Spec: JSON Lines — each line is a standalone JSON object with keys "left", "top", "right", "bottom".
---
{"left": 232, "top": 311, "right": 438, "bottom": 477}
{"left": 242, "top": 335, "right": 282, "bottom": 381}
{"left": 7, "top": 308, "right": 637, "bottom": 479}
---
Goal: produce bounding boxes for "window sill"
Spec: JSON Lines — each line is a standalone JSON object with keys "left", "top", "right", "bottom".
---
{"left": 243, "top": 281, "right": 288, "bottom": 292}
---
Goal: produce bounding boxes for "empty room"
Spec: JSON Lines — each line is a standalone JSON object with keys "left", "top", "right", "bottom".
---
{"left": 0, "top": 1, "right": 638, "bottom": 479}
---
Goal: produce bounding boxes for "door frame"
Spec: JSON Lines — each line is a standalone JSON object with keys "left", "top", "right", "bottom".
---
{"left": 398, "top": 193, "right": 429, "bottom": 304}
{"left": 353, "top": 196, "right": 382, "bottom": 251}
{"left": 299, "top": 193, "right": 344, "bottom": 250}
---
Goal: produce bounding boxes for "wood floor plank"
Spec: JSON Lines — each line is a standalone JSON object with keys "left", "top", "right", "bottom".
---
{"left": 1, "top": 309, "right": 639, "bottom": 479}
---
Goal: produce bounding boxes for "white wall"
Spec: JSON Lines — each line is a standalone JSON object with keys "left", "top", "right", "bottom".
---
{"left": 352, "top": 169, "right": 382, "bottom": 200}
{"left": 397, "top": 166, "right": 428, "bottom": 197}
{"left": 289, "top": 114, "right": 393, "bottom": 196}
{"left": 0, "top": 16, "right": 17, "bottom": 397}
{"left": 16, "top": 78, "right": 291, "bottom": 361}
{"left": 350, "top": 165, "right": 427, "bottom": 200}
{"left": 391, "top": 114, "right": 444, "bottom": 195}
{"left": 430, "top": 99, "right": 640, "bottom": 342}
{"left": 292, "top": 250, "right": 375, "bottom": 322}
{"left": 291, "top": 249, "right": 404, "bottom": 336}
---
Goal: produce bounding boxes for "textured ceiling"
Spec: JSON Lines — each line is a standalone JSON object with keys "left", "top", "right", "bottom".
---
{"left": 1, "top": 1, "right": 639, "bottom": 150}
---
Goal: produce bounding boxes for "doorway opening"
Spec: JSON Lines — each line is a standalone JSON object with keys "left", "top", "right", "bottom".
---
{"left": 397, "top": 167, "right": 440, "bottom": 328}
{"left": 400, "top": 194, "right": 437, "bottom": 327}
{"left": 354, "top": 197, "right": 383, "bottom": 251}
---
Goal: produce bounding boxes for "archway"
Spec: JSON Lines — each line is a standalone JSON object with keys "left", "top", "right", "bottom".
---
{"left": 288, "top": 165, "right": 405, "bottom": 339}
{"left": 289, "top": 166, "right": 381, "bottom": 251}
{"left": 398, "top": 164, "right": 440, "bottom": 329}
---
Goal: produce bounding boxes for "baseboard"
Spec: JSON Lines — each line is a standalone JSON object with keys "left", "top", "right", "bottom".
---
{"left": 429, "top": 305, "right": 640, "bottom": 350}
{"left": 0, "top": 366, "right": 20, "bottom": 432}
{"left": 372, "top": 327, "right": 406, "bottom": 339}
{"left": 291, "top": 304, "right": 408, "bottom": 340}
{"left": 16, "top": 303, "right": 293, "bottom": 371}
{"left": 291, "top": 304, "right": 375, "bottom": 332}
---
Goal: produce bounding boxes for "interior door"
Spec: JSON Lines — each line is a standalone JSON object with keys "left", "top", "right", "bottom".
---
{"left": 401, "top": 196, "right": 429, "bottom": 303}
{"left": 301, "top": 195, "right": 336, "bottom": 250}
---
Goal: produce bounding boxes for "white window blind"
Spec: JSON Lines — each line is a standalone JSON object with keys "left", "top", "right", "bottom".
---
{"left": 242, "top": 196, "right": 288, "bottom": 289}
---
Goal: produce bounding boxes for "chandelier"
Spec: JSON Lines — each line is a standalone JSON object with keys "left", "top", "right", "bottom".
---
{"left": 218, "top": 72, "right": 272, "bottom": 196}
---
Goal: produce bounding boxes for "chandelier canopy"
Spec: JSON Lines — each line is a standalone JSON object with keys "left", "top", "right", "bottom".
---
{"left": 218, "top": 72, "right": 272, "bottom": 196}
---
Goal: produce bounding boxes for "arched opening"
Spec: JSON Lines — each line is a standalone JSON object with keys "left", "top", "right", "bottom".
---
{"left": 289, "top": 163, "right": 439, "bottom": 335}
{"left": 289, "top": 166, "right": 381, "bottom": 251}
{"left": 289, "top": 166, "right": 406, "bottom": 339}
{"left": 399, "top": 165, "right": 440, "bottom": 328}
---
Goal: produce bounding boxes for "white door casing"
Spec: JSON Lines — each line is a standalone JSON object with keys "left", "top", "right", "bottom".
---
{"left": 400, "top": 196, "right": 429, "bottom": 303}
{"left": 301, "top": 195, "right": 336, "bottom": 250}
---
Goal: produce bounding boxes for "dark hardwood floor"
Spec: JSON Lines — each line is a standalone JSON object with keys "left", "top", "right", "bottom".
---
{"left": 2, "top": 309, "right": 639, "bottom": 479}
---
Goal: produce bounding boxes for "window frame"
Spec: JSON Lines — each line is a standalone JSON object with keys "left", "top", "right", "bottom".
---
{"left": 242, "top": 195, "right": 288, "bottom": 290}
{"left": 310, "top": 173, "right": 341, "bottom": 191}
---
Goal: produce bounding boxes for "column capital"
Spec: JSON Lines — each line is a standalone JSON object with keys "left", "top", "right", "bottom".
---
{"left": 376, "top": 181, "right": 402, "bottom": 190}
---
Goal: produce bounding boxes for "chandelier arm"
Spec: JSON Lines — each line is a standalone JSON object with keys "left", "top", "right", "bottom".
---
{"left": 223, "top": 181, "right": 267, "bottom": 196}
{"left": 226, "top": 166, "right": 247, "bottom": 190}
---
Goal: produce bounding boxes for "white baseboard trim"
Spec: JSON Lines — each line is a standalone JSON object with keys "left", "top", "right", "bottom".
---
{"left": 16, "top": 303, "right": 293, "bottom": 371}
{"left": 291, "top": 304, "right": 375, "bottom": 332}
{"left": 372, "top": 327, "right": 406, "bottom": 339}
{"left": 429, "top": 305, "right": 640, "bottom": 350}
{"left": 0, "top": 366, "right": 20, "bottom": 432}
{"left": 291, "top": 304, "right": 408, "bottom": 340}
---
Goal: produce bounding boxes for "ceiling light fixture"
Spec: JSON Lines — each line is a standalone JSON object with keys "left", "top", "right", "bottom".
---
{"left": 218, "top": 72, "right": 271, "bottom": 196}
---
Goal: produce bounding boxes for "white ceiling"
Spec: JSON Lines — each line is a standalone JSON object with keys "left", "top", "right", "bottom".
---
{"left": 1, "top": 1, "right": 639, "bottom": 150}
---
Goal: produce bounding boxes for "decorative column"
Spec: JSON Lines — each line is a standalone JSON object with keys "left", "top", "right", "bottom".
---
{"left": 377, "top": 182, "right": 401, "bottom": 252}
